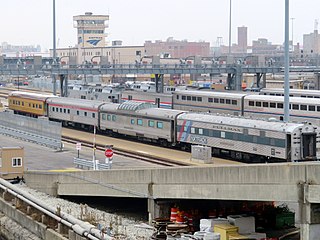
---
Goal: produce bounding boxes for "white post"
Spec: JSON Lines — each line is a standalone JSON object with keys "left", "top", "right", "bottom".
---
{"left": 92, "top": 126, "right": 96, "bottom": 170}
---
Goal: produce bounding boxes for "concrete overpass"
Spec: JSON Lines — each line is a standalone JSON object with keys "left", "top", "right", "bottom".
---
{"left": 24, "top": 162, "right": 320, "bottom": 239}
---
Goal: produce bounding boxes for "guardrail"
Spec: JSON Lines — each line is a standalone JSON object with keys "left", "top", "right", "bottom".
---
{"left": 73, "top": 158, "right": 111, "bottom": 170}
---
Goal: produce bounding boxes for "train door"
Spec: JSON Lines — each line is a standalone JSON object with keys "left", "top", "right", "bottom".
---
{"left": 301, "top": 133, "right": 316, "bottom": 160}
{"left": 155, "top": 98, "right": 160, "bottom": 108}
{"left": 286, "top": 134, "right": 291, "bottom": 161}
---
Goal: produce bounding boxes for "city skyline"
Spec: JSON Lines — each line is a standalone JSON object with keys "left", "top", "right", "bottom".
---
{"left": 0, "top": 0, "right": 319, "bottom": 51}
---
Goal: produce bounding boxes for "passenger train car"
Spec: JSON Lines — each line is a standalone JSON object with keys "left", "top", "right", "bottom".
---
{"left": 177, "top": 113, "right": 318, "bottom": 162}
{"left": 8, "top": 91, "right": 56, "bottom": 117}
{"left": 7, "top": 91, "right": 320, "bottom": 162}
{"left": 172, "top": 90, "right": 246, "bottom": 116}
{"left": 259, "top": 88, "right": 320, "bottom": 98}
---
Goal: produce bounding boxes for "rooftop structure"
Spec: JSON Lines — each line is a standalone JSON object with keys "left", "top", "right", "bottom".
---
{"left": 73, "top": 12, "right": 109, "bottom": 48}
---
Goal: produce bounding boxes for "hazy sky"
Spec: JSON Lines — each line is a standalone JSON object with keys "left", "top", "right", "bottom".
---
{"left": 0, "top": 0, "right": 319, "bottom": 51}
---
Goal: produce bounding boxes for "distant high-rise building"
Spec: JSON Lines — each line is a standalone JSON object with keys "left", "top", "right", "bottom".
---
{"left": 73, "top": 12, "right": 109, "bottom": 48}
{"left": 238, "top": 26, "right": 247, "bottom": 53}
{"left": 303, "top": 30, "right": 320, "bottom": 55}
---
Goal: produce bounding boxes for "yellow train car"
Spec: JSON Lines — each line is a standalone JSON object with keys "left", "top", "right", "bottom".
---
{"left": 8, "top": 91, "right": 56, "bottom": 117}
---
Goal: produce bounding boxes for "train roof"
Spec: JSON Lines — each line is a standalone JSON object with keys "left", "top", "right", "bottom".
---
{"left": 136, "top": 108, "right": 185, "bottom": 119}
{"left": 173, "top": 90, "right": 247, "bottom": 98}
{"left": 117, "top": 101, "right": 155, "bottom": 111}
{"left": 178, "top": 112, "right": 312, "bottom": 133}
{"left": 46, "top": 97, "right": 107, "bottom": 109}
{"left": 8, "top": 91, "right": 56, "bottom": 101}
{"left": 244, "top": 94, "right": 320, "bottom": 104}
{"left": 260, "top": 88, "right": 320, "bottom": 95}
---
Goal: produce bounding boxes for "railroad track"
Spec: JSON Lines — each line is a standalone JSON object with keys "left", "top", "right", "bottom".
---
{"left": 62, "top": 136, "right": 191, "bottom": 167}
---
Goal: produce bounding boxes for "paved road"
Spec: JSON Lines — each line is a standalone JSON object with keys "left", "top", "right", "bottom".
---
{"left": 0, "top": 134, "right": 159, "bottom": 171}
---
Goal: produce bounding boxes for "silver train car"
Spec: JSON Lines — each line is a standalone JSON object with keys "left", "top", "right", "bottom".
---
{"left": 173, "top": 90, "right": 246, "bottom": 116}
{"left": 259, "top": 88, "right": 320, "bottom": 98}
{"left": 177, "top": 113, "right": 319, "bottom": 162}
{"left": 47, "top": 97, "right": 107, "bottom": 129}
{"left": 99, "top": 101, "right": 185, "bottom": 146}
{"left": 243, "top": 95, "right": 320, "bottom": 126}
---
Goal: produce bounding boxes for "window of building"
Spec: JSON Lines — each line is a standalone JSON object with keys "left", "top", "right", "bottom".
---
{"left": 12, "top": 157, "right": 22, "bottom": 167}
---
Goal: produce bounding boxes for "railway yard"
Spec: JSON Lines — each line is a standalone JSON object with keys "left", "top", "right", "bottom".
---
{"left": 0, "top": 86, "right": 318, "bottom": 240}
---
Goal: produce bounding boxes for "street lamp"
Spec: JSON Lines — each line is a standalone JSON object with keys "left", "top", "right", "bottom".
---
{"left": 290, "top": 18, "right": 295, "bottom": 51}
{"left": 16, "top": 59, "right": 22, "bottom": 91}
{"left": 52, "top": 0, "right": 57, "bottom": 95}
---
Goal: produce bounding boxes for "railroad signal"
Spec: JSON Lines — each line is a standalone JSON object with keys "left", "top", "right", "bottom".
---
{"left": 105, "top": 148, "right": 113, "bottom": 158}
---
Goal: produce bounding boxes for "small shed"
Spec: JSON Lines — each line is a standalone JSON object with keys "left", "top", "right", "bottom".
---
{"left": 0, "top": 147, "right": 24, "bottom": 180}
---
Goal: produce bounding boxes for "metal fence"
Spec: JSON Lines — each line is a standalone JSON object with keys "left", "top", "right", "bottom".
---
{"left": 0, "top": 112, "right": 62, "bottom": 150}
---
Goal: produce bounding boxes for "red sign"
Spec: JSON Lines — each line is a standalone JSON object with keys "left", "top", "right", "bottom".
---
{"left": 105, "top": 148, "right": 113, "bottom": 158}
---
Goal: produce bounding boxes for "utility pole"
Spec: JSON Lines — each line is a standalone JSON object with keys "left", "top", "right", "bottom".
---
{"left": 52, "top": 0, "right": 57, "bottom": 95}
{"left": 284, "top": 0, "right": 290, "bottom": 122}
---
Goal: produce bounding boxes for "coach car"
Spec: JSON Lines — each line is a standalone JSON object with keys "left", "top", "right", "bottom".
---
{"left": 47, "top": 97, "right": 106, "bottom": 128}
{"left": 8, "top": 91, "right": 55, "bottom": 117}
{"left": 177, "top": 113, "right": 319, "bottom": 162}
{"left": 99, "top": 101, "right": 184, "bottom": 145}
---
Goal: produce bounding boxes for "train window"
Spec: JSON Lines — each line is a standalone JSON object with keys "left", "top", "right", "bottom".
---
{"left": 128, "top": 95, "right": 133, "bottom": 100}
{"left": 301, "top": 105, "right": 307, "bottom": 111}
{"left": 289, "top": 104, "right": 292, "bottom": 109}
{"left": 232, "top": 100, "right": 237, "bottom": 105}
{"left": 22, "top": 102, "right": 24, "bottom": 106}
{"left": 256, "top": 101, "right": 261, "bottom": 107}
{"left": 157, "top": 122, "right": 163, "bottom": 129}
{"left": 292, "top": 104, "right": 299, "bottom": 110}
{"left": 183, "top": 126, "right": 188, "bottom": 132}
{"left": 191, "top": 128, "right": 195, "bottom": 134}
{"left": 39, "top": 104, "right": 42, "bottom": 109}
{"left": 52, "top": 107, "right": 55, "bottom": 112}
{"left": 33, "top": 104, "right": 35, "bottom": 108}
{"left": 56, "top": 107, "right": 58, "bottom": 112}
{"left": 112, "top": 115, "right": 116, "bottom": 121}
{"left": 68, "top": 109, "right": 70, "bottom": 114}
{"left": 60, "top": 108, "right": 62, "bottom": 113}
{"left": 317, "top": 106, "right": 320, "bottom": 112}
{"left": 309, "top": 105, "right": 316, "bottom": 111}
{"left": 263, "top": 102, "right": 268, "bottom": 107}
{"left": 187, "top": 96, "right": 191, "bottom": 101}
{"left": 208, "top": 98, "right": 213, "bottom": 103}
{"left": 137, "top": 119, "right": 143, "bottom": 126}
{"left": 220, "top": 99, "right": 225, "bottom": 104}
{"left": 270, "top": 139, "right": 276, "bottom": 146}
{"left": 233, "top": 133, "right": 238, "bottom": 140}
{"left": 214, "top": 98, "right": 219, "bottom": 103}
{"left": 29, "top": 103, "right": 31, "bottom": 107}
{"left": 77, "top": 111, "right": 80, "bottom": 115}
{"left": 107, "top": 115, "right": 111, "bottom": 121}
{"left": 131, "top": 119, "right": 135, "bottom": 125}
{"left": 301, "top": 95, "right": 306, "bottom": 98}
{"left": 176, "top": 95, "right": 179, "bottom": 100}
{"left": 221, "top": 132, "right": 226, "bottom": 138}
{"left": 277, "top": 103, "right": 283, "bottom": 109}
{"left": 243, "top": 129, "right": 248, "bottom": 135}
{"left": 92, "top": 113, "right": 95, "bottom": 118}
{"left": 249, "top": 101, "right": 254, "bottom": 106}
{"left": 84, "top": 112, "right": 87, "bottom": 117}
{"left": 148, "top": 120, "right": 155, "bottom": 127}
{"left": 197, "top": 97, "right": 202, "bottom": 102}
{"left": 102, "top": 114, "right": 106, "bottom": 120}
{"left": 260, "top": 131, "right": 266, "bottom": 137}
{"left": 226, "top": 99, "right": 231, "bottom": 104}
{"left": 253, "top": 136, "right": 258, "bottom": 143}
{"left": 36, "top": 104, "right": 38, "bottom": 108}
{"left": 64, "top": 109, "right": 66, "bottom": 113}
{"left": 199, "top": 128, "right": 204, "bottom": 135}
{"left": 182, "top": 95, "right": 186, "bottom": 100}
{"left": 270, "top": 102, "right": 276, "bottom": 108}
{"left": 192, "top": 96, "right": 196, "bottom": 101}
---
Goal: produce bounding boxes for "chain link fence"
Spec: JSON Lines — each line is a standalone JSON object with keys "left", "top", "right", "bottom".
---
{"left": 0, "top": 112, "right": 62, "bottom": 150}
